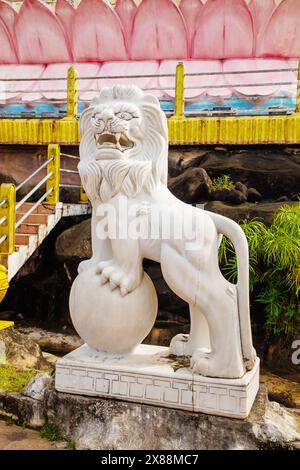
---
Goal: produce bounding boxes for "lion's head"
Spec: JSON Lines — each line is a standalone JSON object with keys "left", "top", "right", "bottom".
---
{"left": 78, "top": 85, "right": 168, "bottom": 203}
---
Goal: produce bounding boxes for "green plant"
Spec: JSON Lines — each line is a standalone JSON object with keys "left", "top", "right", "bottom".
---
{"left": 0, "top": 365, "right": 36, "bottom": 393}
{"left": 211, "top": 175, "right": 234, "bottom": 191}
{"left": 3, "top": 415, "right": 14, "bottom": 426}
{"left": 39, "top": 422, "right": 63, "bottom": 442}
{"left": 67, "top": 440, "right": 76, "bottom": 450}
{"left": 219, "top": 203, "right": 300, "bottom": 337}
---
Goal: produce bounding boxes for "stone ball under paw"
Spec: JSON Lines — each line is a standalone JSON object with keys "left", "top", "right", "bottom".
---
{"left": 70, "top": 268, "right": 158, "bottom": 354}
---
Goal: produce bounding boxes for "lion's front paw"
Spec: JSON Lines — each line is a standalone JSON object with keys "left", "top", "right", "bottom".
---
{"left": 96, "top": 260, "right": 141, "bottom": 296}
{"left": 169, "top": 334, "right": 190, "bottom": 356}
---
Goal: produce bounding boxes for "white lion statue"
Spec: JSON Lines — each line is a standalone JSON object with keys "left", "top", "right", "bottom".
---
{"left": 72, "top": 84, "right": 256, "bottom": 379}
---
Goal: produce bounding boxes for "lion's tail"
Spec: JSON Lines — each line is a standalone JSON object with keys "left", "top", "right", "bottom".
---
{"left": 206, "top": 210, "right": 255, "bottom": 369}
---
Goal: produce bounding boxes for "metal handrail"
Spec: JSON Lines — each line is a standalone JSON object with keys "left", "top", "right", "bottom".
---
{"left": 60, "top": 168, "right": 79, "bottom": 174}
{"left": 0, "top": 215, "right": 7, "bottom": 226}
{"left": 59, "top": 183, "right": 81, "bottom": 189}
{"left": 15, "top": 187, "right": 53, "bottom": 229}
{"left": 0, "top": 66, "right": 297, "bottom": 84}
{"left": 0, "top": 143, "right": 88, "bottom": 254}
{"left": 9, "top": 81, "right": 297, "bottom": 94}
{"left": 16, "top": 157, "right": 53, "bottom": 192}
{"left": 61, "top": 153, "right": 80, "bottom": 160}
{"left": 15, "top": 172, "right": 53, "bottom": 211}
{"left": 7, "top": 90, "right": 68, "bottom": 94}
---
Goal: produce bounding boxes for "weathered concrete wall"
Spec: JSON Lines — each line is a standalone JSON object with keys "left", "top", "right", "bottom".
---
{"left": 0, "top": 382, "right": 299, "bottom": 450}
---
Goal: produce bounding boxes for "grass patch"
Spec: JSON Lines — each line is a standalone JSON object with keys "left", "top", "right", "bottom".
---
{"left": 39, "top": 423, "right": 63, "bottom": 442}
{"left": 67, "top": 440, "right": 76, "bottom": 450}
{"left": 211, "top": 175, "right": 234, "bottom": 191}
{"left": 0, "top": 364, "right": 36, "bottom": 392}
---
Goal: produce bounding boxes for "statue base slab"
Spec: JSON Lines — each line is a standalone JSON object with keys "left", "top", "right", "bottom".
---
{"left": 55, "top": 344, "right": 259, "bottom": 419}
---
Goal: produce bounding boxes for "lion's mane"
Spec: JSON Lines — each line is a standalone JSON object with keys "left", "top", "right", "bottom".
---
{"left": 78, "top": 85, "right": 169, "bottom": 204}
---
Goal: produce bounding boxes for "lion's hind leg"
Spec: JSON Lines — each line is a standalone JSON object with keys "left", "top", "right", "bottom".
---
{"left": 161, "top": 243, "right": 245, "bottom": 379}
{"left": 169, "top": 305, "right": 210, "bottom": 356}
{"left": 190, "top": 282, "right": 245, "bottom": 378}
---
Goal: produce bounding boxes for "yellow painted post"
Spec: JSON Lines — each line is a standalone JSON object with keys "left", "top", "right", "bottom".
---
{"left": 80, "top": 186, "right": 88, "bottom": 204}
{"left": 0, "top": 265, "right": 9, "bottom": 304}
{"left": 173, "top": 62, "right": 185, "bottom": 119}
{"left": 297, "top": 60, "right": 300, "bottom": 113}
{"left": 64, "top": 66, "right": 78, "bottom": 120}
{"left": 45, "top": 144, "right": 60, "bottom": 205}
{"left": 0, "top": 183, "right": 16, "bottom": 255}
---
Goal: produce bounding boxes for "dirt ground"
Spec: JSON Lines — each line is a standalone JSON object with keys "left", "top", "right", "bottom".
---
{"left": 0, "top": 421, "right": 57, "bottom": 450}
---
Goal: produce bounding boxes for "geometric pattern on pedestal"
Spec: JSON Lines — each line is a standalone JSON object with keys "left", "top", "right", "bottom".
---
{"left": 55, "top": 345, "right": 260, "bottom": 419}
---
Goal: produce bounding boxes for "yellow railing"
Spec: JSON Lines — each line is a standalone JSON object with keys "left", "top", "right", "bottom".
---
{"left": 0, "top": 144, "right": 87, "bottom": 246}
{"left": 0, "top": 64, "right": 300, "bottom": 145}
{"left": 0, "top": 143, "right": 88, "bottom": 303}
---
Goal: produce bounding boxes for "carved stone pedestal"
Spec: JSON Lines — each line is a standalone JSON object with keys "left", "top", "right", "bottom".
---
{"left": 55, "top": 344, "right": 259, "bottom": 419}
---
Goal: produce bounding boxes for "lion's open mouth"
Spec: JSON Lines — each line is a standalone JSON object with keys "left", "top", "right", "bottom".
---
{"left": 94, "top": 132, "right": 134, "bottom": 152}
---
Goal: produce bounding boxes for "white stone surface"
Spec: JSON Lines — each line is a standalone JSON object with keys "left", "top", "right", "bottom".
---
{"left": 70, "top": 84, "right": 257, "bottom": 380}
{"left": 23, "top": 373, "right": 52, "bottom": 401}
{"left": 55, "top": 344, "right": 260, "bottom": 419}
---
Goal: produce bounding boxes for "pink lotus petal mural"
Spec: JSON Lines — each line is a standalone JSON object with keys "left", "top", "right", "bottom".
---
{"left": 259, "top": 0, "right": 300, "bottom": 58}
{"left": 130, "top": 0, "right": 188, "bottom": 60}
{"left": 0, "top": 64, "right": 44, "bottom": 99}
{"left": 223, "top": 58, "right": 290, "bottom": 96}
{"left": 192, "top": 0, "right": 254, "bottom": 59}
{"left": 180, "top": 0, "right": 203, "bottom": 56}
{"left": 0, "top": 0, "right": 299, "bottom": 107}
{"left": 98, "top": 61, "right": 159, "bottom": 94}
{"left": 159, "top": 60, "right": 226, "bottom": 99}
{"left": 15, "top": 0, "right": 72, "bottom": 64}
{"left": 115, "top": 0, "right": 137, "bottom": 42}
{"left": 40, "top": 62, "right": 101, "bottom": 101}
{"left": 248, "top": 0, "right": 275, "bottom": 40}
{"left": 0, "top": 17, "right": 17, "bottom": 63}
{"left": 56, "top": 0, "right": 75, "bottom": 43}
{"left": 71, "top": 0, "right": 127, "bottom": 62}
{"left": 0, "top": 1, "right": 17, "bottom": 35}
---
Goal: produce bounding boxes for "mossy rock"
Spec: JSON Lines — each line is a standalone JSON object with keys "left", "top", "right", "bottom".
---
{"left": 0, "top": 328, "right": 47, "bottom": 370}
{"left": 0, "top": 364, "right": 36, "bottom": 393}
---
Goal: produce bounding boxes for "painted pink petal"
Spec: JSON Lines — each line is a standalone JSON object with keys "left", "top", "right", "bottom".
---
{"left": 131, "top": 0, "right": 188, "bottom": 60}
{"left": 15, "top": 0, "right": 71, "bottom": 64}
{"left": 180, "top": 0, "right": 203, "bottom": 56}
{"left": 192, "top": 0, "right": 254, "bottom": 59}
{"left": 98, "top": 61, "right": 159, "bottom": 96}
{"left": 0, "top": 1, "right": 17, "bottom": 34}
{"left": 248, "top": 0, "right": 275, "bottom": 36}
{"left": 40, "top": 63, "right": 101, "bottom": 101}
{"left": 159, "top": 60, "right": 225, "bottom": 99}
{"left": 56, "top": 0, "right": 75, "bottom": 40}
{"left": 0, "top": 17, "right": 17, "bottom": 63}
{"left": 259, "top": 0, "right": 300, "bottom": 58}
{"left": 223, "top": 59, "right": 295, "bottom": 96}
{"left": 0, "top": 64, "right": 44, "bottom": 100}
{"left": 72, "top": 0, "right": 127, "bottom": 62}
{"left": 115, "top": 0, "right": 137, "bottom": 40}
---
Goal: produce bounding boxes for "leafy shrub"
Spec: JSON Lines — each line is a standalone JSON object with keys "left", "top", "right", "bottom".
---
{"left": 211, "top": 175, "right": 234, "bottom": 191}
{"left": 219, "top": 203, "right": 300, "bottom": 337}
